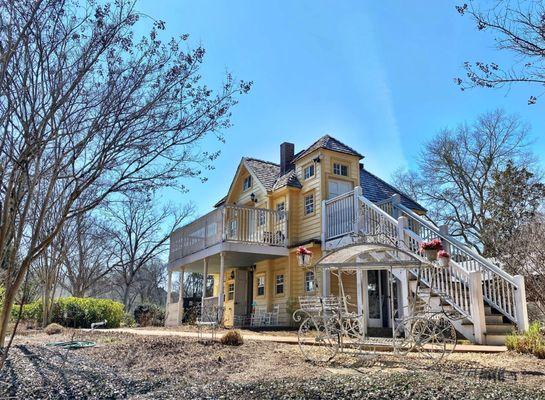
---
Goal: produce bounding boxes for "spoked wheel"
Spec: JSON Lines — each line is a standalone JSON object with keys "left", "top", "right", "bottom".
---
{"left": 298, "top": 316, "right": 340, "bottom": 363}
{"left": 393, "top": 317, "right": 417, "bottom": 356}
{"left": 411, "top": 315, "right": 455, "bottom": 363}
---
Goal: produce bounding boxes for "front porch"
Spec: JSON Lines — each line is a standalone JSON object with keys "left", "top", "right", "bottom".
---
{"left": 166, "top": 204, "right": 289, "bottom": 326}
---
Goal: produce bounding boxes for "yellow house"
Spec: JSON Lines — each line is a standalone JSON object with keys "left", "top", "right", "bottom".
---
{"left": 165, "top": 135, "right": 528, "bottom": 344}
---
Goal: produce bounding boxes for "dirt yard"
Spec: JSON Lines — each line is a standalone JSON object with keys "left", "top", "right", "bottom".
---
{"left": 1, "top": 330, "right": 544, "bottom": 399}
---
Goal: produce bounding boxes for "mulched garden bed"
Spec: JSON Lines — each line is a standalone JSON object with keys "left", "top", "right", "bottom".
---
{"left": 1, "top": 330, "right": 544, "bottom": 399}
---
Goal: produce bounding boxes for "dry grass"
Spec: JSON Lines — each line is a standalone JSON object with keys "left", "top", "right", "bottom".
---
{"left": 220, "top": 330, "right": 244, "bottom": 346}
{"left": 2, "top": 330, "right": 545, "bottom": 399}
{"left": 44, "top": 323, "right": 63, "bottom": 335}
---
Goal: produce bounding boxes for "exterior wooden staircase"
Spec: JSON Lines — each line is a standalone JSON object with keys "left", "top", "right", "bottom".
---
{"left": 322, "top": 187, "right": 530, "bottom": 345}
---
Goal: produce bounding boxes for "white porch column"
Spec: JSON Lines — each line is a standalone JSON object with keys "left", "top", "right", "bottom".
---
{"left": 396, "top": 216, "right": 411, "bottom": 318}
{"left": 164, "top": 270, "right": 173, "bottom": 327}
{"left": 178, "top": 268, "right": 185, "bottom": 324}
{"left": 356, "top": 267, "right": 363, "bottom": 316}
{"left": 469, "top": 270, "right": 487, "bottom": 344}
{"left": 166, "top": 270, "right": 172, "bottom": 305}
{"left": 202, "top": 258, "right": 208, "bottom": 314}
{"left": 513, "top": 275, "right": 529, "bottom": 332}
{"left": 322, "top": 268, "right": 330, "bottom": 297}
{"left": 218, "top": 252, "right": 225, "bottom": 307}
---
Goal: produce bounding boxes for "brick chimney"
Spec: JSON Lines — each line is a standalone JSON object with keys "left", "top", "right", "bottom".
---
{"left": 280, "top": 142, "right": 295, "bottom": 175}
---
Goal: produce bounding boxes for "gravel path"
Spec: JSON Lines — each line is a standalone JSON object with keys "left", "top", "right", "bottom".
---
{"left": 0, "top": 330, "right": 544, "bottom": 399}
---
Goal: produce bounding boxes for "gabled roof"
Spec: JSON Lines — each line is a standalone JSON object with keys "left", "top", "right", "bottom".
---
{"left": 360, "top": 165, "right": 426, "bottom": 213}
{"left": 243, "top": 158, "right": 281, "bottom": 191}
{"left": 273, "top": 169, "right": 303, "bottom": 191}
{"left": 292, "top": 134, "right": 363, "bottom": 162}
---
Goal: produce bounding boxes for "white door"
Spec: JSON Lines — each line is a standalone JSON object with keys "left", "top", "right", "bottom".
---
{"left": 327, "top": 179, "right": 353, "bottom": 200}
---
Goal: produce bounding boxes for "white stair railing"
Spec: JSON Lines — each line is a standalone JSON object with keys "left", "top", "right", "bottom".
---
{"left": 391, "top": 201, "right": 524, "bottom": 326}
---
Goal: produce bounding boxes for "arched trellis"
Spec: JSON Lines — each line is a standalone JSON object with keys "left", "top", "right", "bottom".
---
{"left": 312, "top": 242, "right": 425, "bottom": 334}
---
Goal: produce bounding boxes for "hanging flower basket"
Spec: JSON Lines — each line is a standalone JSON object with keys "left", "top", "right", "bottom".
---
{"left": 437, "top": 250, "right": 450, "bottom": 268}
{"left": 296, "top": 246, "right": 312, "bottom": 267}
{"left": 419, "top": 239, "right": 443, "bottom": 262}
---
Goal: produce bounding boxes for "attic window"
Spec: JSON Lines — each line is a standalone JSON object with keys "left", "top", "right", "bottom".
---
{"left": 303, "top": 164, "right": 315, "bottom": 180}
{"left": 243, "top": 176, "right": 252, "bottom": 191}
{"left": 333, "top": 163, "right": 348, "bottom": 177}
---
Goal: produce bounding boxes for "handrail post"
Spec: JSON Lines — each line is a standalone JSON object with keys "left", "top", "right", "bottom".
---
{"left": 321, "top": 199, "right": 327, "bottom": 246}
{"left": 396, "top": 216, "right": 411, "bottom": 318}
{"left": 391, "top": 193, "right": 401, "bottom": 219}
{"left": 513, "top": 275, "right": 529, "bottom": 332}
{"left": 221, "top": 207, "right": 226, "bottom": 242}
{"left": 353, "top": 186, "right": 362, "bottom": 234}
{"left": 469, "top": 270, "right": 487, "bottom": 344}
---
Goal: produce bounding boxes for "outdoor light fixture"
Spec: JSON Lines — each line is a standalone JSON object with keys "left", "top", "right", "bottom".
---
{"left": 250, "top": 193, "right": 258, "bottom": 203}
{"left": 230, "top": 271, "right": 235, "bottom": 279}
{"left": 313, "top": 156, "right": 321, "bottom": 163}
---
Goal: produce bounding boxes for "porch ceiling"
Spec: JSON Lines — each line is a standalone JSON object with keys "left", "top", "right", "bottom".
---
{"left": 168, "top": 242, "right": 289, "bottom": 273}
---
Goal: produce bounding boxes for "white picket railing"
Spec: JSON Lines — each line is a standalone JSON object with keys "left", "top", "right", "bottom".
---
{"left": 393, "top": 202, "right": 520, "bottom": 323}
{"left": 169, "top": 205, "right": 287, "bottom": 262}
{"left": 323, "top": 188, "right": 514, "bottom": 325}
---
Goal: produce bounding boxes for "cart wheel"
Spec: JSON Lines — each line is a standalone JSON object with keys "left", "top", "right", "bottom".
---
{"left": 298, "top": 316, "right": 339, "bottom": 363}
{"left": 411, "top": 315, "right": 454, "bottom": 363}
{"left": 393, "top": 316, "right": 417, "bottom": 356}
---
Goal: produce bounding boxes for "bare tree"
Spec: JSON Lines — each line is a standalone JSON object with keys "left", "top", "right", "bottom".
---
{"left": 392, "top": 109, "right": 539, "bottom": 255}
{"left": 133, "top": 257, "right": 167, "bottom": 306}
{"left": 107, "top": 193, "right": 192, "bottom": 310}
{"left": 0, "top": 0, "right": 250, "bottom": 353}
{"left": 61, "top": 212, "right": 115, "bottom": 298}
{"left": 455, "top": 1, "right": 545, "bottom": 104}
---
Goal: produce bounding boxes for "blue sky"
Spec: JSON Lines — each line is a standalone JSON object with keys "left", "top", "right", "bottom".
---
{"left": 138, "top": 0, "right": 545, "bottom": 216}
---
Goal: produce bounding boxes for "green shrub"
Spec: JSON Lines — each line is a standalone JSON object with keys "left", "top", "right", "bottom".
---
{"left": 133, "top": 304, "right": 165, "bottom": 327}
{"left": 220, "top": 330, "right": 244, "bottom": 346}
{"left": 121, "top": 313, "right": 136, "bottom": 328}
{"left": 44, "top": 323, "right": 63, "bottom": 335}
{"left": 51, "top": 297, "right": 124, "bottom": 328}
{"left": 505, "top": 322, "right": 545, "bottom": 359}
{"left": 10, "top": 300, "right": 43, "bottom": 322}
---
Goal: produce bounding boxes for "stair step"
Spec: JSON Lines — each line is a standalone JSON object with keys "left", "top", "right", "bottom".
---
{"left": 485, "top": 333, "right": 508, "bottom": 346}
{"left": 486, "top": 324, "right": 515, "bottom": 335}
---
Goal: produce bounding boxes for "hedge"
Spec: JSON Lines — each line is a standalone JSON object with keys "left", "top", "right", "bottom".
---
{"left": 5, "top": 295, "right": 124, "bottom": 329}
{"left": 133, "top": 303, "right": 165, "bottom": 327}
{"left": 51, "top": 297, "right": 124, "bottom": 328}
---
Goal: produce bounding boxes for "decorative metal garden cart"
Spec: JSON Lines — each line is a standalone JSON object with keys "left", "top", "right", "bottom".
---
{"left": 292, "top": 243, "right": 460, "bottom": 364}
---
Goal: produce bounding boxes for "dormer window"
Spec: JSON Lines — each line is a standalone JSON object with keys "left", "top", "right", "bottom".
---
{"left": 243, "top": 175, "right": 252, "bottom": 191}
{"left": 333, "top": 163, "right": 348, "bottom": 177}
{"left": 303, "top": 164, "right": 315, "bottom": 180}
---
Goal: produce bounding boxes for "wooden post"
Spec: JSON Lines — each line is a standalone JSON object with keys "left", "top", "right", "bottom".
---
{"left": 396, "top": 216, "right": 411, "bottom": 319}
{"left": 469, "top": 270, "right": 487, "bottom": 344}
{"left": 178, "top": 268, "right": 185, "bottom": 324}
{"left": 202, "top": 258, "right": 208, "bottom": 315}
{"left": 513, "top": 275, "right": 529, "bottom": 332}
{"left": 164, "top": 270, "right": 172, "bottom": 327}
{"left": 218, "top": 252, "right": 225, "bottom": 307}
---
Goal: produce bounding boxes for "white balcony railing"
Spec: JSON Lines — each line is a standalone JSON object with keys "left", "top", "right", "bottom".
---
{"left": 169, "top": 205, "right": 287, "bottom": 262}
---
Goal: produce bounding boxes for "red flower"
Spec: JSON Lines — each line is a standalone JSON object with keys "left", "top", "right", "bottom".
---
{"left": 419, "top": 239, "right": 443, "bottom": 251}
{"left": 438, "top": 250, "right": 450, "bottom": 258}
{"left": 296, "top": 246, "right": 312, "bottom": 256}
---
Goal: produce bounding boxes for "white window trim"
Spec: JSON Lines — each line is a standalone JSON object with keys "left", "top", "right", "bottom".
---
{"left": 303, "top": 163, "right": 315, "bottom": 180}
{"left": 243, "top": 175, "right": 252, "bottom": 191}
{"left": 304, "top": 193, "right": 315, "bottom": 216}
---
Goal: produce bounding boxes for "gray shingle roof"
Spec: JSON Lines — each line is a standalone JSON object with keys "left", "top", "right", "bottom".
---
{"left": 273, "top": 169, "right": 303, "bottom": 191}
{"left": 360, "top": 165, "right": 426, "bottom": 213}
{"left": 244, "top": 158, "right": 302, "bottom": 192}
{"left": 292, "top": 134, "right": 363, "bottom": 162}
{"left": 244, "top": 158, "right": 280, "bottom": 191}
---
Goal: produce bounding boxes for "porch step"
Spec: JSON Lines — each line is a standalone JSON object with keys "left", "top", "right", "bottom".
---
{"left": 486, "top": 324, "right": 515, "bottom": 335}
{"left": 485, "top": 333, "right": 510, "bottom": 346}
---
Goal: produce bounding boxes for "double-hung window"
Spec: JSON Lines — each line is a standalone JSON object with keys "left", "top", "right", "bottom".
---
{"left": 276, "top": 202, "right": 286, "bottom": 221}
{"left": 275, "top": 274, "right": 284, "bottom": 295}
{"left": 303, "top": 164, "right": 315, "bottom": 180}
{"left": 243, "top": 175, "right": 252, "bottom": 191}
{"left": 333, "top": 163, "right": 348, "bottom": 177}
{"left": 304, "top": 193, "right": 314, "bottom": 215}
{"left": 305, "top": 271, "right": 315, "bottom": 292}
{"left": 257, "top": 276, "right": 265, "bottom": 296}
{"left": 227, "top": 283, "right": 235, "bottom": 300}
